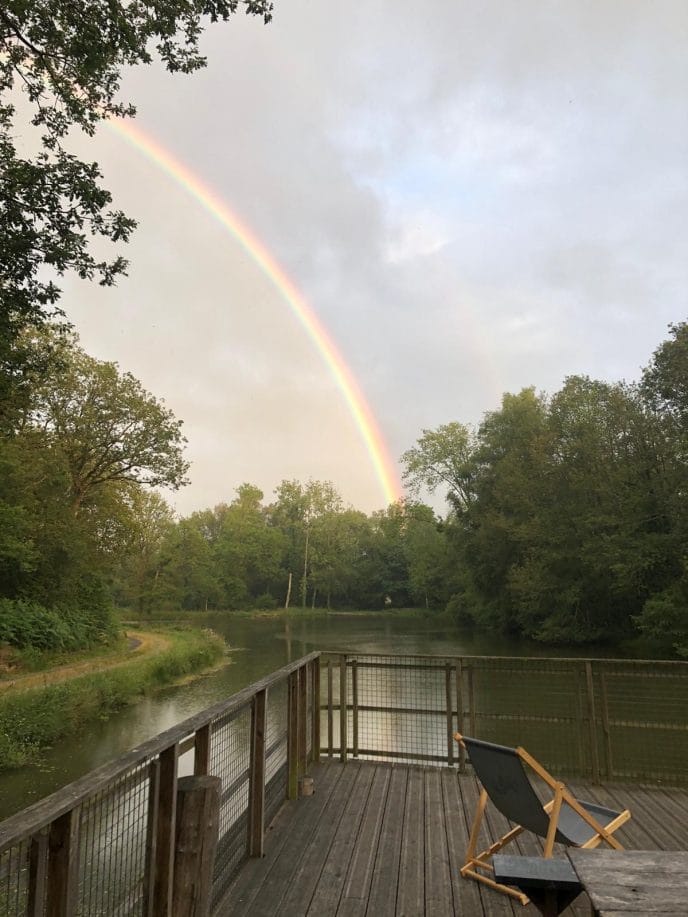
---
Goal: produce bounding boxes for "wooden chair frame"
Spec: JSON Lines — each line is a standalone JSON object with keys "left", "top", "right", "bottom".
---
{"left": 454, "top": 733, "right": 632, "bottom": 907}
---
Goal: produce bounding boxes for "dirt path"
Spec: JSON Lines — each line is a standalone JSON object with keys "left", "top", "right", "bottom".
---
{"left": 0, "top": 631, "right": 172, "bottom": 694}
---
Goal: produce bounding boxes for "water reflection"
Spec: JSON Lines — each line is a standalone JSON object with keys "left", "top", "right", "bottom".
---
{"left": 0, "top": 613, "right": 640, "bottom": 818}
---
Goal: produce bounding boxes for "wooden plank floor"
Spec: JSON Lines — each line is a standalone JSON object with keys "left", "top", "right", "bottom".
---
{"left": 218, "top": 760, "right": 688, "bottom": 917}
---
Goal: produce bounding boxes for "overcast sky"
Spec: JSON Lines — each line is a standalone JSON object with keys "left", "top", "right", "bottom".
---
{"left": 62, "top": 0, "right": 688, "bottom": 516}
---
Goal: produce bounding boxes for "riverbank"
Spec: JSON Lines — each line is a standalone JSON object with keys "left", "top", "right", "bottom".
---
{"left": 0, "top": 626, "right": 226, "bottom": 771}
{"left": 118, "top": 606, "right": 434, "bottom": 625}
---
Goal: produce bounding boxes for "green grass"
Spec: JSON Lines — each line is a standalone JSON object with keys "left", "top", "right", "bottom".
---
{"left": 2, "top": 633, "right": 130, "bottom": 676}
{"left": 117, "top": 606, "right": 431, "bottom": 626}
{"left": 0, "top": 627, "right": 226, "bottom": 771}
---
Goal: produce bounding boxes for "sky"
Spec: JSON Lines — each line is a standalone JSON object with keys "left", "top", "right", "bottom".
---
{"left": 61, "top": 0, "right": 688, "bottom": 516}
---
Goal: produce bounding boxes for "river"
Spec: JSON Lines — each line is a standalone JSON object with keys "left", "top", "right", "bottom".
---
{"left": 0, "top": 612, "right": 642, "bottom": 819}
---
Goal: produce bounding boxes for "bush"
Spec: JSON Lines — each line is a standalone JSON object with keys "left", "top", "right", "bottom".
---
{"left": 0, "top": 598, "right": 118, "bottom": 651}
{"left": 252, "top": 592, "right": 279, "bottom": 610}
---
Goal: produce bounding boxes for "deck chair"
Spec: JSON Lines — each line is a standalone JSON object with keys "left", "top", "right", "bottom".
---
{"left": 454, "top": 732, "right": 631, "bottom": 907}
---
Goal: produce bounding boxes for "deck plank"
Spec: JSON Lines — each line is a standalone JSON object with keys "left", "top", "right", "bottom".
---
{"left": 305, "top": 762, "right": 377, "bottom": 916}
{"left": 237, "top": 761, "right": 359, "bottom": 917}
{"left": 441, "top": 769, "right": 485, "bottom": 916}
{"left": 279, "top": 762, "right": 373, "bottom": 916}
{"left": 366, "top": 765, "right": 408, "bottom": 917}
{"left": 396, "top": 766, "right": 425, "bottom": 916}
{"left": 336, "top": 766, "right": 392, "bottom": 917}
{"left": 219, "top": 763, "right": 688, "bottom": 917}
{"left": 424, "top": 768, "right": 453, "bottom": 916}
{"left": 218, "top": 758, "right": 344, "bottom": 915}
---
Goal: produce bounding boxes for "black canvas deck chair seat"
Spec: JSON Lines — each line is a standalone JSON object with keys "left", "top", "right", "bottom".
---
{"left": 454, "top": 733, "right": 631, "bottom": 908}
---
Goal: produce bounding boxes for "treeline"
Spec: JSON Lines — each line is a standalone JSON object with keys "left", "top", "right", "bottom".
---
{"left": 403, "top": 322, "right": 688, "bottom": 653}
{"left": 110, "top": 481, "right": 447, "bottom": 614}
{"left": 1, "top": 321, "right": 687, "bottom": 656}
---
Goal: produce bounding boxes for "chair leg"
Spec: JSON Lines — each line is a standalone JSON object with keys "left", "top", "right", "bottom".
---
{"left": 461, "top": 866, "right": 530, "bottom": 906}
{"left": 460, "top": 796, "right": 529, "bottom": 907}
{"left": 544, "top": 784, "right": 564, "bottom": 857}
{"left": 465, "top": 788, "right": 488, "bottom": 863}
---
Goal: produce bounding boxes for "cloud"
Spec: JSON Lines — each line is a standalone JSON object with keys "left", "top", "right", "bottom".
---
{"left": 59, "top": 0, "right": 687, "bottom": 516}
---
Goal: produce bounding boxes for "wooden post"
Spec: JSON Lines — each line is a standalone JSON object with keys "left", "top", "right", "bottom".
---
{"left": 575, "top": 666, "right": 587, "bottom": 776}
{"left": 327, "top": 660, "right": 333, "bottom": 757}
{"left": 194, "top": 724, "right": 211, "bottom": 777}
{"left": 172, "top": 775, "right": 221, "bottom": 917}
{"left": 47, "top": 808, "right": 80, "bottom": 917}
{"left": 248, "top": 689, "right": 267, "bottom": 856}
{"left": 311, "top": 657, "right": 321, "bottom": 765}
{"left": 154, "top": 744, "right": 179, "bottom": 916}
{"left": 298, "top": 664, "right": 308, "bottom": 778}
{"left": 467, "top": 664, "right": 477, "bottom": 737}
{"left": 27, "top": 829, "right": 48, "bottom": 917}
{"left": 455, "top": 659, "right": 465, "bottom": 773}
{"left": 339, "top": 654, "right": 348, "bottom": 763}
{"left": 585, "top": 661, "right": 601, "bottom": 784}
{"left": 352, "top": 659, "right": 359, "bottom": 758}
{"left": 600, "top": 671, "right": 613, "bottom": 780}
{"left": 287, "top": 671, "right": 299, "bottom": 799}
{"left": 445, "top": 662, "right": 454, "bottom": 765}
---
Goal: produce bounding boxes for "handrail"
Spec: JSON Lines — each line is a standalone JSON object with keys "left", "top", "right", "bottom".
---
{"left": 319, "top": 650, "right": 688, "bottom": 667}
{"left": 0, "top": 651, "right": 320, "bottom": 851}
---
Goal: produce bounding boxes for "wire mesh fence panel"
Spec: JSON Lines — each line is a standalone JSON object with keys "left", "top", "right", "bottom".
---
{"left": 596, "top": 661, "right": 688, "bottom": 783}
{"left": 265, "top": 680, "right": 288, "bottom": 825}
{"left": 210, "top": 706, "right": 252, "bottom": 908}
{"left": 306, "top": 664, "right": 313, "bottom": 761}
{"left": 319, "top": 653, "right": 688, "bottom": 784}
{"left": 344, "top": 655, "right": 456, "bottom": 765}
{"left": 467, "top": 657, "right": 591, "bottom": 778}
{"left": 0, "top": 840, "right": 29, "bottom": 917}
{"left": 77, "top": 763, "right": 152, "bottom": 917}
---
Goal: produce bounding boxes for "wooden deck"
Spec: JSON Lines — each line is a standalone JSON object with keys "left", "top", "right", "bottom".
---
{"left": 219, "top": 759, "right": 688, "bottom": 917}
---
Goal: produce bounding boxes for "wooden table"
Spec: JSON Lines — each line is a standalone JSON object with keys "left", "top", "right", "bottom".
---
{"left": 568, "top": 849, "right": 688, "bottom": 915}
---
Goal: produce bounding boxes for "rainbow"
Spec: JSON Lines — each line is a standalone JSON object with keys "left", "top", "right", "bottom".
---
{"left": 107, "top": 119, "right": 403, "bottom": 506}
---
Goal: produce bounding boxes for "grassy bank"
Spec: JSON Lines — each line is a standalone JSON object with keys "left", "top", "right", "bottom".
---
{"left": 0, "top": 627, "right": 226, "bottom": 771}
{"left": 118, "top": 606, "right": 431, "bottom": 626}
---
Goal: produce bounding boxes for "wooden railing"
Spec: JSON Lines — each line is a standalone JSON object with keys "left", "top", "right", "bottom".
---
{"left": 320, "top": 652, "right": 688, "bottom": 785}
{"left": 2, "top": 649, "right": 687, "bottom": 916}
{"left": 0, "top": 653, "right": 319, "bottom": 917}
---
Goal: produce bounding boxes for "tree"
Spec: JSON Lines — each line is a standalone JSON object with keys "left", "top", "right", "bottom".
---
{"left": 28, "top": 328, "right": 189, "bottom": 513}
{"left": 271, "top": 479, "right": 344, "bottom": 608}
{"left": 0, "top": 0, "right": 273, "bottom": 414}
{"left": 641, "top": 322, "right": 688, "bottom": 429}
{"left": 401, "top": 422, "right": 477, "bottom": 510}
{"left": 405, "top": 503, "right": 450, "bottom": 610}
{"left": 214, "top": 485, "right": 285, "bottom": 608}
{"left": 110, "top": 490, "right": 176, "bottom": 612}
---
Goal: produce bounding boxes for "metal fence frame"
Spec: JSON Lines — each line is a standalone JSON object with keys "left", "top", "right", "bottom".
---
{"left": 0, "top": 653, "right": 319, "bottom": 917}
{"left": 320, "top": 652, "right": 688, "bottom": 785}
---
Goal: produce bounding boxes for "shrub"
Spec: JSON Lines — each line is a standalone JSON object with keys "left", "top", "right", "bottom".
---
{"left": 0, "top": 598, "right": 118, "bottom": 651}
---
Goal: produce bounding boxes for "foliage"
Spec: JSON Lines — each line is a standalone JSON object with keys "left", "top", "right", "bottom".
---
{"left": 26, "top": 327, "right": 189, "bottom": 511}
{"left": 402, "top": 324, "right": 688, "bottom": 649}
{"left": 0, "top": 598, "right": 117, "bottom": 650}
{"left": 401, "top": 422, "right": 477, "bottom": 509}
{"left": 0, "top": 0, "right": 273, "bottom": 414}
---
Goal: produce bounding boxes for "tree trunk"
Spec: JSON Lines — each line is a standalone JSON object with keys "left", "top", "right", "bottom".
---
{"left": 301, "top": 526, "right": 310, "bottom": 608}
{"left": 285, "top": 572, "right": 292, "bottom": 609}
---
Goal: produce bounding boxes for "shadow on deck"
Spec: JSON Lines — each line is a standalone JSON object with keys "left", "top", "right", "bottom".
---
{"left": 218, "top": 760, "right": 688, "bottom": 917}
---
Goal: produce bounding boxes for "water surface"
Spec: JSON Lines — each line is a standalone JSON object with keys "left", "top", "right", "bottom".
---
{"left": 0, "top": 613, "right": 640, "bottom": 818}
